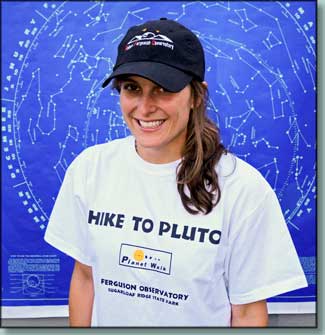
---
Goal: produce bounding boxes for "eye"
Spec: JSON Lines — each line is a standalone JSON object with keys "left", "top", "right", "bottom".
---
{"left": 121, "top": 82, "right": 140, "bottom": 92}
{"left": 154, "top": 86, "right": 170, "bottom": 95}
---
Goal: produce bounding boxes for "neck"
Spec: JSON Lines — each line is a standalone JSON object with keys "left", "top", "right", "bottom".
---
{"left": 135, "top": 141, "right": 182, "bottom": 164}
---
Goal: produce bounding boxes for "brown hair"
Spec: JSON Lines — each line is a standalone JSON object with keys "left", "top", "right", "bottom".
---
{"left": 177, "top": 81, "right": 226, "bottom": 215}
{"left": 112, "top": 78, "right": 226, "bottom": 215}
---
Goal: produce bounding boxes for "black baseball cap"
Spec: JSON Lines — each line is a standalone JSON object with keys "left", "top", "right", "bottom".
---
{"left": 102, "top": 18, "right": 205, "bottom": 92}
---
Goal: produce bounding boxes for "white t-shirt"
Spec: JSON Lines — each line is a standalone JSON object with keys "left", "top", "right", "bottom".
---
{"left": 44, "top": 136, "right": 307, "bottom": 326}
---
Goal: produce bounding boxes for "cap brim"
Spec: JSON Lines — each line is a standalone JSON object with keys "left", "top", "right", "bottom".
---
{"left": 102, "top": 61, "right": 192, "bottom": 92}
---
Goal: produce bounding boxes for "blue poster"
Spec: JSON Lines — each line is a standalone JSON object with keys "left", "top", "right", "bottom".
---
{"left": 1, "top": 1, "right": 316, "bottom": 316}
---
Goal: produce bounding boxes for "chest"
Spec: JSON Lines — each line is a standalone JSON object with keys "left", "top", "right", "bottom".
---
{"left": 85, "top": 168, "right": 227, "bottom": 284}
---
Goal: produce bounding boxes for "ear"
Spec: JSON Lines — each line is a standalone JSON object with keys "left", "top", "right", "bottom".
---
{"left": 190, "top": 97, "right": 195, "bottom": 109}
{"left": 191, "top": 81, "right": 208, "bottom": 109}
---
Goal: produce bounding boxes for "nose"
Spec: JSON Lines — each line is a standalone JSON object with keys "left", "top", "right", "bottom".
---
{"left": 137, "top": 93, "right": 157, "bottom": 116}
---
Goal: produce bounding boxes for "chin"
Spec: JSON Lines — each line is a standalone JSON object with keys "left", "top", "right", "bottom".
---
{"left": 136, "top": 139, "right": 163, "bottom": 149}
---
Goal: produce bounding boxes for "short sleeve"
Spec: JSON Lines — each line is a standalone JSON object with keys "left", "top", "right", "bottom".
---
{"left": 44, "top": 151, "right": 93, "bottom": 266}
{"left": 225, "top": 190, "right": 308, "bottom": 305}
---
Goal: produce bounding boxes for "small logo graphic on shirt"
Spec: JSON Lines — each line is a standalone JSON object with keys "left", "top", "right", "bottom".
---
{"left": 125, "top": 31, "right": 174, "bottom": 51}
{"left": 119, "top": 243, "right": 172, "bottom": 275}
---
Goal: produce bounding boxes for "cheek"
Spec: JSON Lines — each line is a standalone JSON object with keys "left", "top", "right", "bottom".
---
{"left": 169, "top": 106, "right": 190, "bottom": 131}
{"left": 120, "top": 96, "right": 132, "bottom": 117}
{"left": 179, "top": 91, "right": 193, "bottom": 112}
{"left": 176, "top": 98, "right": 192, "bottom": 121}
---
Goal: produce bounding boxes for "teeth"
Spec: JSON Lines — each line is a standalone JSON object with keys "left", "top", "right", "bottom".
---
{"left": 139, "top": 120, "right": 164, "bottom": 128}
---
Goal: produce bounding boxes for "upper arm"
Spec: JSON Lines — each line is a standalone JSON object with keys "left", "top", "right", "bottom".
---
{"left": 69, "top": 261, "right": 94, "bottom": 327}
{"left": 71, "top": 260, "right": 93, "bottom": 282}
{"left": 45, "top": 149, "right": 95, "bottom": 267}
{"left": 69, "top": 260, "right": 94, "bottom": 303}
{"left": 225, "top": 189, "right": 307, "bottom": 305}
{"left": 231, "top": 300, "right": 268, "bottom": 327}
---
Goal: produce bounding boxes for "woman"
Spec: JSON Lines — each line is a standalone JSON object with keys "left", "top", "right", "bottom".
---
{"left": 45, "top": 18, "right": 307, "bottom": 327}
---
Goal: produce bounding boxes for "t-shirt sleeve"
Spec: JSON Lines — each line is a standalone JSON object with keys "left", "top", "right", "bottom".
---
{"left": 225, "top": 189, "right": 308, "bottom": 305}
{"left": 44, "top": 151, "right": 93, "bottom": 266}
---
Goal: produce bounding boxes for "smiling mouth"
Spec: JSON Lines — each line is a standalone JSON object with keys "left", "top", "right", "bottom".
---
{"left": 137, "top": 119, "right": 165, "bottom": 129}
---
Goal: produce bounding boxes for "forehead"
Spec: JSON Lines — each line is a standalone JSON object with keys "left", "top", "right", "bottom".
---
{"left": 117, "top": 75, "right": 193, "bottom": 97}
{"left": 121, "top": 75, "right": 158, "bottom": 86}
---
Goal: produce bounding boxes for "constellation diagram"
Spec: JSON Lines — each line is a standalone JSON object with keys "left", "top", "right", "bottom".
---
{"left": 2, "top": 1, "right": 316, "bottom": 307}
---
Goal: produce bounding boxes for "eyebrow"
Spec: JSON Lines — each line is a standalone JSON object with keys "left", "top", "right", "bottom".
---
{"left": 119, "top": 77, "right": 170, "bottom": 92}
{"left": 120, "top": 77, "right": 138, "bottom": 83}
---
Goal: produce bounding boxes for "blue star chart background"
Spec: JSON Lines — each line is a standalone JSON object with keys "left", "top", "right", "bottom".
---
{"left": 2, "top": 1, "right": 316, "bottom": 314}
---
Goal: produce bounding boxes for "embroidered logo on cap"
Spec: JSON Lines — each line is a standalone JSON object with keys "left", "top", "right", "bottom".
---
{"left": 125, "top": 31, "right": 174, "bottom": 51}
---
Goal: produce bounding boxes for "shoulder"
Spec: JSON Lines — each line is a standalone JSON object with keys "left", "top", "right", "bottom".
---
{"left": 68, "top": 136, "right": 133, "bottom": 172}
{"left": 218, "top": 153, "right": 272, "bottom": 190}
{"left": 216, "top": 153, "right": 275, "bottom": 215}
{"left": 216, "top": 153, "right": 283, "bottom": 239}
{"left": 61, "top": 136, "right": 134, "bottom": 193}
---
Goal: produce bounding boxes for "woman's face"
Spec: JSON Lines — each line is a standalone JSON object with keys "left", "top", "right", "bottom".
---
{"left": 119, "top": 76, "right": 193, "bottom": 163}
